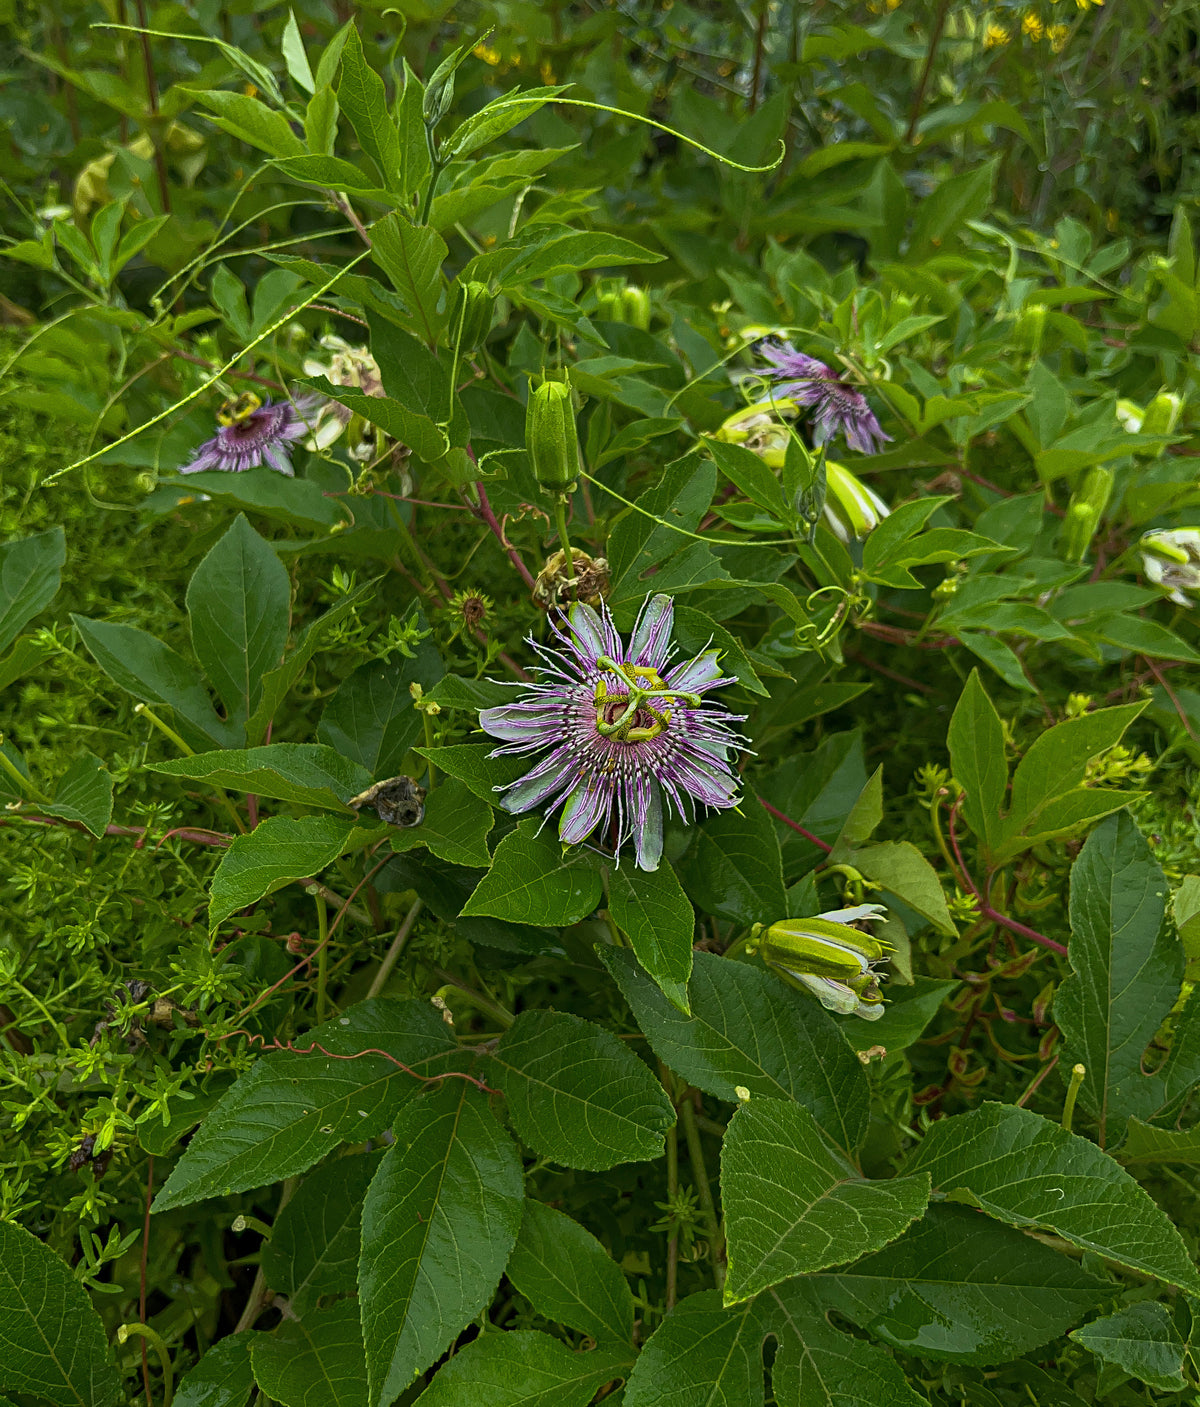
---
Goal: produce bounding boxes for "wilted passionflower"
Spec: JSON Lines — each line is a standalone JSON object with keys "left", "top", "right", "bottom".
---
{"left": 479, "top": 594, "right": 745, "bottom": 872}
{"left": 1140, "top": 528, "right": 1200, "bottom": 607}
{"left": 746, "top": 905, "right": 891, "bottom": 1020}
{"left": 302, "top": 336, "right": 389, "bottom": 460}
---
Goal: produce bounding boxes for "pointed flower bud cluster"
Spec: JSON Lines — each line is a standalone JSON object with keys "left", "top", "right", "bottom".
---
{"left": 1140, "top": 528, "right": 1200, "bottom": 607}
{"left": 745, "top": 905, "right": 891, "bottom": 1019}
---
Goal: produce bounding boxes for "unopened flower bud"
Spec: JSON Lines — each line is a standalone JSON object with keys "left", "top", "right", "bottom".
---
{"left": 1013, "top": 304, "right": 1046, "bottom": 354}
{"left": 620, "top": 285, "right": 652, "bottom": 331}
{"left": 1141, "top": 392, "right": 1183, "bottom": 437}
{"left": 1116, "top": 399, "right": 1145, "bottom": 434}
{"left": 526, "top": 379, "right": 582, "bottom": 493}
{"left": 745, "top": 905, "right": 890, "bottom": 1020}
{"left": 823, "top": 461, "right": 889, "bottom": 543}
{"left": 1059, "top": 466, "right": 1113, "bottom": 563}
{"left": 450, "top": 279, "right": 494, "bottom": 352}
{"left": 1140, "top": 528, "right": 1200, "bottom": 607}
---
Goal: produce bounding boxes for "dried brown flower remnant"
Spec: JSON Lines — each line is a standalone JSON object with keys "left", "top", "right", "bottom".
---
{"left": 533, "top": 549, "right": 610, "bottom": 612}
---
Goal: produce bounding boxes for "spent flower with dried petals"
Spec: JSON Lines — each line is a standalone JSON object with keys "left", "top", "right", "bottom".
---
{"left": 754, "top": 341, "right": 892, "bottom": 455}
{"left": 479, "top": 594, "right": 745, "bottom": 871}
{"left": 180, "top": 392, "right": 317, "bottom": 477}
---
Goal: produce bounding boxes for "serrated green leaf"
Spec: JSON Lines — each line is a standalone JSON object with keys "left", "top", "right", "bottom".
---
{"left": 262, "top": 1151, "right": 381, "bottom": 1313}
{"left": 722, "top": 1097, "right": 929, "bottom": 1303}
{"left": 41, "top": 753, "right": 113, "bottom": 837}
{"left": 462, "top": 820, "right": 602, "bottom": 927}
{"left": 1119, "top": 1117, "right": 1200, "bottom": 1165}
{"left": 249, "top": 1301, "right": 367, "bottom": 1407}
{"left": 390, "top": 776, "right": 492, "bottom": 868}
{"left": 491, "top": 1010, "right": 673, "bottom": 1169}
{"left": 677, "top": 788, "right": 786, "bottom": 925}
{"left": 149, "top": 744, "right": 373, "bottom": 812}
{"left": 318, "top": 639, "right": 443, "bottom": 780}
{"left": 0, "top": 1220, "right": 121, "bottom": 1407}
{"left": 816, "top": 1204, "right": 1106, "bottom": 1365}
{"left": 186, "top": 515, "right": 290, "bottom": 725}
{"left": 1057, "top": 812, "right": 1179, "bottom": 1143}
{"left": 413, "top": 743, "right": 528, "bottom": 803}
{"left": 1070, "top": 1301, "right": 1187, "bottom": 1393}
{"left": 153, "top": 1000, "right": 458, "bottom": 1210}
{"left": 336, "top": 26, "right": 401, "bottom": 188}
{"left": 602, "top": 948, "right": 869, "bottom": 1156}
{"left": 849, "top": 842, "right": 956, "bottom": 937}
{"left": 413, "top": 1332, "right": 630, "bottom": 1407}
{"left": 173, "top": 1331, "right": 255, "bottom": 1407}
{"left": 906, "top": 1101, "right": 1200, "bottom": 1292}
{"left": 370, "top": 214, "right": 447, "bottom": 344}
{"left": 0, "top": 526, "right": 64, "bottom": 653}
{"left": 359, "top": 1081, "right": 524, "bottom": 1403}
{"left": 208, "top": 814, "right": 364, "bottom": 929}
{"left": 607, "top": 862, "right": 694, "bottom": 1012}
{"left": 72, "top": 614, "right": 240, "bottom": 751}
{"left": 946, "top": 670, "right": 1007, "bottom": 858}
{"left": 624, "top": 1291, "right": 761, "bottom": 1407}
{"left": 506, "top": 1200, "right": 634, "bottom": 1345}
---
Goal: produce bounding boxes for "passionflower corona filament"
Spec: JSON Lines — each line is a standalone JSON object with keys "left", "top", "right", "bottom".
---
{"left": 479, "top": 594, "right": 745, "bottom": 871}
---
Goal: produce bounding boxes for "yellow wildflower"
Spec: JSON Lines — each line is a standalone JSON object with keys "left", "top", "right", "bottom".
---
{"left": 985, "top": 20, "right": 1011, "bottom": 46}
{"left": 1048, "top": 22, "right": 1070, "bottom": 49}
{"left": 1076, "top": 0, "right": 1102, "bottom": 7}
{"left": 473, "top": 42, "right": 503, "bottom": 65}
{"left": 1022, "top": 12, "right": 1045, "bottom": 38}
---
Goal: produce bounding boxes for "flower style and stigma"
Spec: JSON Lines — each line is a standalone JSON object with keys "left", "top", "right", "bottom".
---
{"left": 746, "top": 904, "right": 892, "bottom": 1020}
{"left": 479, "top": 593, "right": 745, "bottom": 872}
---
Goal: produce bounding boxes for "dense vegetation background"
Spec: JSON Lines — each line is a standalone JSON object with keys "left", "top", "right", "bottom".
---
{"left": 3, "top": 1, "right": 1200, "bottom": 1404}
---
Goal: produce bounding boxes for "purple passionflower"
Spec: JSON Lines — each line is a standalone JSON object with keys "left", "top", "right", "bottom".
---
{"left": 756, "top": 341, "right": 892, "bottom": 456}
{"left": 180, "top": 393, "right": 318, "bottom": 476}
{"left": 479, "top": 594, "right": 745, "bottom": 872}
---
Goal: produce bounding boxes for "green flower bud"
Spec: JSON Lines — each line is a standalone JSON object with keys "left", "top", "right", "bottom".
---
{"left": 746, "top": 905, "right": 890, "bottom": 1020}
{"left": 1013, "top": 304, "right": 1046, "bottom": 353}
{"left": 1059, "top": 466, "right": 1113, "bottom": 563}
{"left": 450, "top": 280, "right": 494, "bottom": 352}
{"left": 1141, "top": 391, "right": 1183, "bottom": 437}
{"left": 526, "top": 379, "right": 582, "bottom": 493}
{"left": 1116, "top": 399, "right": 1145, "bottom": 434}
{"left": 620, "top": 285, "right": 652, "bottom": 331}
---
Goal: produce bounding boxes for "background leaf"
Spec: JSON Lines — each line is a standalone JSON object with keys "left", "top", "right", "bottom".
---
{"left": 606, "top": 861, "right": 695, "bottom": 1012}
{"left": 208, "top": 814, "right": 363, "bottom": 929}
{"left": 1069, "top": 1301, "right": 1187, "bottom": 1393}
{"left": 0, "top": 526, "right": 64, "bottom": 653}
{"left": 249, "top": 1301, "right": 368, "bottom": 1407}
{"left": 412, "top": 1333, "right": 630, "bottom": 1407}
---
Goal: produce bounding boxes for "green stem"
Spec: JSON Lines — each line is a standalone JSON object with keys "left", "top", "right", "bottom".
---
{"left": 554, "top": 494, "right": 577, "bottom": 597}
{"left": 679, "top": 1093, "right": 725, "bottom": 1292}
{"left": 661, "top": 1063, "right": 680, "bottom": 1312}
{"left": 315, "top": 892, "right": 329, "bottom": 1024}
{"left": 433, "top": 969, "right": 515, "bottom": 1029}
{"left": 0, "top": 739, "right": 51, "bottom": 804}
{"left": 118, "top": 1323, "right": 174, "bottom": 1407}
{"left": 367, "top": 898, "right": 423, "bottom": 1000}
{"left": 419, "top": 124, "right": 444, "bottom": 226}
{"left": 133, "top": 703, "right": 193, "bottom": 757}
{"left": 1062, "top": 1062, "right": 1086, "bottom": 1133}
{"left": 423, "top": 713, "right": 438, "bottom": 789}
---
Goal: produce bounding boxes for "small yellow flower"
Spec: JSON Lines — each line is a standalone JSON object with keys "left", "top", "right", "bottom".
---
{"left": 985, "top": 20, "right": 1011, "bottom": 46}
{"left": 1076, "top": 0, "right": 1102, "bottom": 8}
{"left": 1022, "top": 12, "right": 1045, "bottom": 38}
{"left": 1048, "top": 22, "right": 1070, "bottom": 49}
{"left": 473, "top": 42, "right": 503, "bottom": 66}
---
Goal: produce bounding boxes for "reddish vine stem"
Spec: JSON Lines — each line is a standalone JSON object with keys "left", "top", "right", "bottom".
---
{"left": 1143, "top": 654, "right": 1200, "bottom": 746}
{"left": 758, "top": 797, "right": 832, "bottom": 853}
{"left": 946, "top": 796, "right": 1068, "bottom": 956}
{"left": 216, "top": 1031, "right": 498, "bottom": 1094}
{"left": 472, "top": 480, "right": 537, "bottom": 589}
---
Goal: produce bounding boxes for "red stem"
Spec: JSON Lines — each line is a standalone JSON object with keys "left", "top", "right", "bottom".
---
{"left": 473, "top": 480, "right": 537, "bottom": 590}
{"left": 758, "top": 797, "right": 832, "bottom": 853}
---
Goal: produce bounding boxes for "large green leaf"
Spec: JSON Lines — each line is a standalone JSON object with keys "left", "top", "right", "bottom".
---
{"left": 606, "top": 860, "right": 695, "bottom": 1012}
{"left": 153, "top": 1000, "right": 458, "bottom": 1209}
{"left": 335, "top": 25, "right": 400, "bottom": 187}
{"left": 249, "top": 1301, "right": 368, "bottom": 1407}
{"left": 173, "top": 1331, "right": 255, "bottom": 1407}
{"left": 0, "top": 1220, "right": 121, "bottom": 1407}
{"left": 462, "top": 820, "right": 603, "bottom": 927}
{"left": 208, "top": 814, "right": 364, "bottom": 929}
{"left": 359, "top": 1081, "right": 524, "bottom": 1404}
{"left": 1070, "top": 1301, "right": 1187, "bottom": 1393}
{"left": 370, "top": 214, "right": 447, "bottom": 344}
{"left": 318, "top": 644, "right": 443, "bottom": 780}
{"left": 1056, "top": 812, "right": 1180, "bottom": 1144}
{"left": 677, "top": 787, "right": 786, "bottom": 925}
{"left": 0, "top": 526, "right": 64, "bottom": 653}
{"left": 72, "top": 614, "right": 240, "bottom": 751}
{"left": 262, "top": 1151, "right": 381, "bottom": 1314}
{"left": 946, "top": 670, "right": 1007, "bottom": 858}
{"left": 41, "top": 753, "right": 113, "bottom": 837}
{"left": 186, "top": 514, "right": 290, "bottom": 724}
{"left": 149, "top": 744, "right": 373, "bottom": 813}
{"left": 814, "top": 1204, "right": 1106, "bottom": 1365}
{"left": 413, "top": 1332, "right": 630, "bottom": 1407}
{"left": 490, "top": 1010, "right": 674, "bottom": 1169}
{"left": 602, "top": 948, "right": 869, "bottom": 1156}
{"left": 506, "top": 1200, "right": 634, "bottom": 1346}
{"left": 390, "top": 776, "right": 493, "bottom": 868}
{"left": 906, "top": 1102, "right": 1200, "bottom": 1293}
{"left": 721, "top": 1097, "right": 930, "bottom": 1304}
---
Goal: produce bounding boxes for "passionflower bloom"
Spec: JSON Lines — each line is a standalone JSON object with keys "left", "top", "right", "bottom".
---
{"left": 746, "top": 904, "right": 891, "bottom": 1020}
{"left": 479, "top": 594, "right": 745, "bottom": 871}
{"left": 1140, "top": 528, "right": 1200, "bottom": 607}
{"left": 755, "top": 341, "right": 891, "bottom": 455}
{"left": 180, "top": 392, "right": 316, "bottom": 476}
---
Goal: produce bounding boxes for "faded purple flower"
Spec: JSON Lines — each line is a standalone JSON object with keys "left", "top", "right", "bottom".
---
{"left": 756, "top": 341, "right": 892, "bottom": 455}
{"left": 479, "top": 594, "right": 745, "bottom": 872}
{"left": 180, "top": 393, "right": 317, "bottom": 476}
